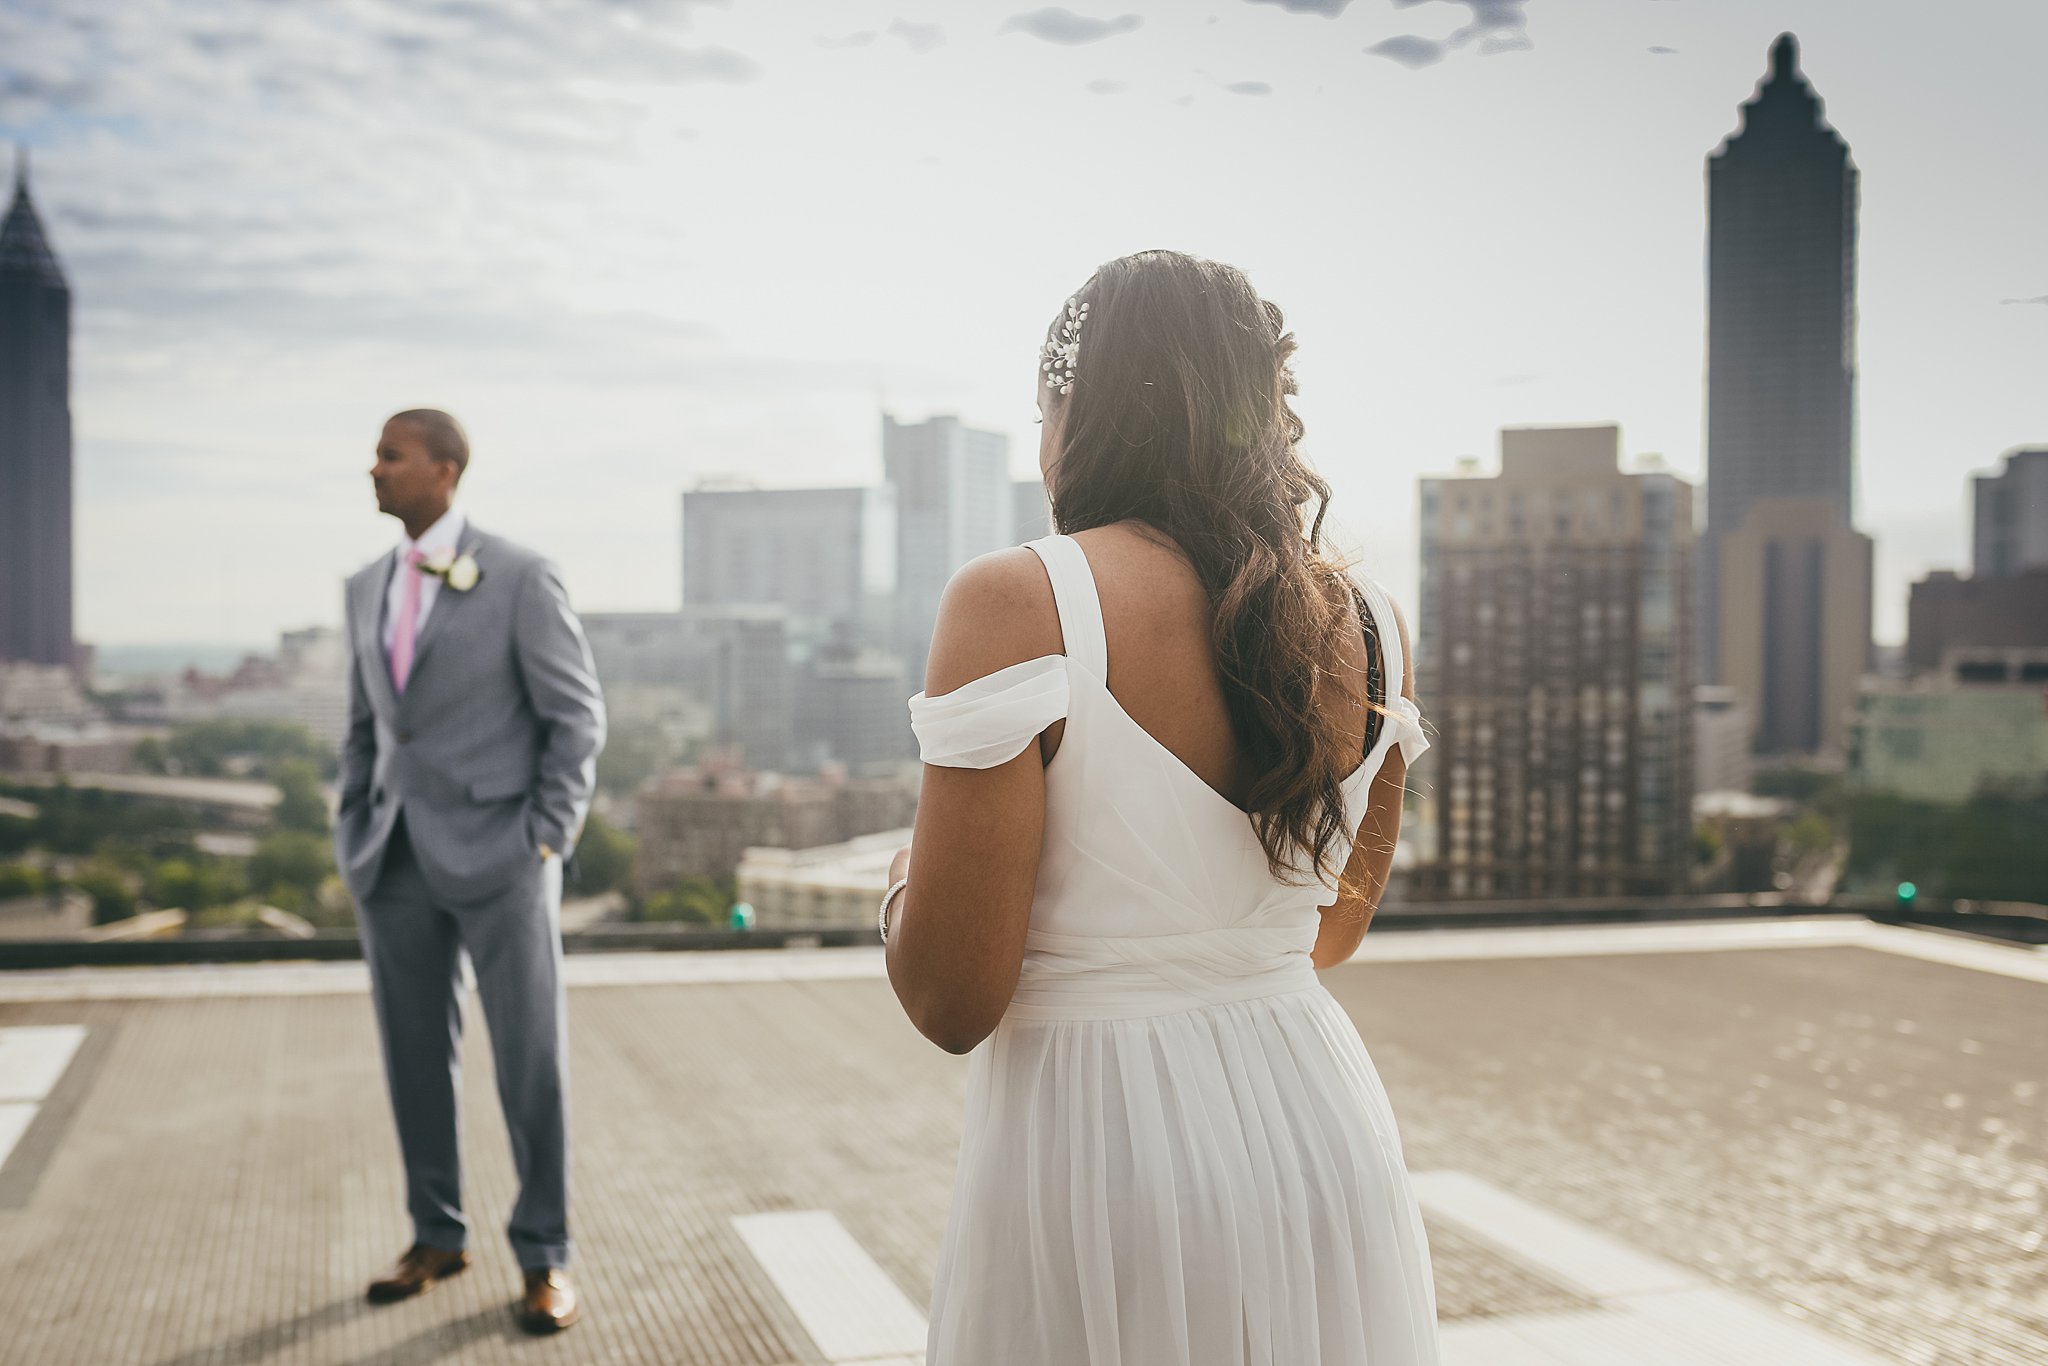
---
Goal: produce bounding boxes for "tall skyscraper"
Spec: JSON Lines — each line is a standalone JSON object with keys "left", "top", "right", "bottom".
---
{"left": 1415, "top": 426, "right": 1694, "bottom": 900}
{"left": 681, "top": 483, "right": 896, "bottom": 648}
{"left": 1702, "top": 33, "right": 1869, "bottom": 756}
{"left": 0, "top": 150, "right": 74, "bottom": 668}
{"left": 882, "top": 413, "right": 1011, "bottom": 683}
{"left": 1973, "top": 447, "right": 2048, "bottom": 579}
{"left": 1715, "top": 497, "right": 1871, "bottom": 757}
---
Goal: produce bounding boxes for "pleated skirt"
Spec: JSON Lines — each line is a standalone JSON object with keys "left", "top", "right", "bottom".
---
{"left": 925, "top": 985, "right": 1441, "bottom": 1365}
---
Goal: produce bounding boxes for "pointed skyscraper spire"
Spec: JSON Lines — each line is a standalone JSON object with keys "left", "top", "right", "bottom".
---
{"left": 1, "top": 141, "right": 76, "bottom": 671}
{"left": 0, "top": 142, "right": 66, "bottom": 289}
{"left": 1700, "top": 34, "right": 1865, "bottom": 755}
{"left": 1770, "top": 32, "right": 1798, "bottom": 81}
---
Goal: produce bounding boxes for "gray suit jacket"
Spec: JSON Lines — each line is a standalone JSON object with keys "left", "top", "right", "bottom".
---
{"left": 334, "top": 524, "right": 607, "bottom": 904}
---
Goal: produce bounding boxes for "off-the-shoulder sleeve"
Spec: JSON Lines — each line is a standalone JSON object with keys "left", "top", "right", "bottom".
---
{"left": 908, "top": 655, "right": 1070, "bottom": 769}
{"left": 1383, "top": 694, "right": 1430, "bottom": 767}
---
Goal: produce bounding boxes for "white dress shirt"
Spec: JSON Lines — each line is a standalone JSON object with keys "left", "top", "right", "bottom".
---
{"left": 382, "top": 506, "right": 468, "bottom": 658}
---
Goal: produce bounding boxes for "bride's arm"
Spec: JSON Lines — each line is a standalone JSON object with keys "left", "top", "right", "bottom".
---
{"left": 1312, "top": 598, "right": 1417, "bottom": 970}
{"left": 886, "top": 549, "right": 1065, "bottom": 1054}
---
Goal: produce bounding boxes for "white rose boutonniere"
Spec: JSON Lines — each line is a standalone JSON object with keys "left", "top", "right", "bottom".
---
{"left": 419, "top": 549, "right": 483, "bottom": 592}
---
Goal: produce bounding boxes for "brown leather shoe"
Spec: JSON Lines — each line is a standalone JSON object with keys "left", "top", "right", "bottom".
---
{"left": 518, "top": 1267, "right": 580, "bottom": 1334}
{"left": 367, "top": 1243, "right": 470, "bottom": 1303}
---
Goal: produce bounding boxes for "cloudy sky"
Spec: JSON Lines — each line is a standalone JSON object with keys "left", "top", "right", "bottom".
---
{"left": 2, "top": 0, "right": 2042, "bottom": 649}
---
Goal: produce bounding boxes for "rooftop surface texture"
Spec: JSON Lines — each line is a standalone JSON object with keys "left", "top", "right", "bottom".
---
{"left": 0, "top": 919, "right": 2042, "bottom": 1365}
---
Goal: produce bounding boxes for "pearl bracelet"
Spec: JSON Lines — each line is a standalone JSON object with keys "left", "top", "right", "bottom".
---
{"left": 878, "top": 877, "right": 910, "bottom": 943}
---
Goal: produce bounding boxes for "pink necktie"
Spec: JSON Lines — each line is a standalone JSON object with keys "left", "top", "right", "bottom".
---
{"left": 390, "top": 548, "right": 425, "bottom": 693}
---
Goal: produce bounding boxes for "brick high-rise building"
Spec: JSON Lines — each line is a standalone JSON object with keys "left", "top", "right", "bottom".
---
{"left": 0, "top": 150, "right": 74, "bottom": 668}
{"left": 1415, "top": 426, "right": 1694, "bottom": 900}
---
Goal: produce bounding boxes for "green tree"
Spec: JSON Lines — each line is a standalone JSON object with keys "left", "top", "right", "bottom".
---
{"left": 1845, "top": 787, "right": 2048, "bottom": 904}
{"left": 1782, "top": 811, "right": 1836, "bottom": 860}
{"left": 271, "top": 759, "right": 331, "bottom": 835}
{"left": 13, "top": 782, "right": 200, "bottom": 857}
{"left": 69, "top": 862, "right": 138, "bottom": 925}
{"left": 149, "top": 857, "right": 247, "bottom": 912}
{"left": 639, "top": 876, "right": 733, "bottom": 925}
{"left": 248, "top": 830, "right": 333, "bottom": 904}
{"left": 0, "top": 808, "right": 29, "bottom": 855}
{"left": 131, "top": 735, "right": 169, "bottom": 775}
{"left": 0, "top": 862, "right": 45, "bottom": 900}
{"left": 164, "top": 719, "right": 334, "bottom": 780}
{"left": 571, "top": 811, "right": 635, "bottom": 896}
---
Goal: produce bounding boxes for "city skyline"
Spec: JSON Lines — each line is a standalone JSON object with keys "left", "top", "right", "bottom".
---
{"left": 0, "top": 0, "right": 2042, "bottom": 648}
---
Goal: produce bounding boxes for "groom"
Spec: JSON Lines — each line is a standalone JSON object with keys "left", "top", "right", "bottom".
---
{"left": 335, "top": 408, "right": 606, "bottom": 1334}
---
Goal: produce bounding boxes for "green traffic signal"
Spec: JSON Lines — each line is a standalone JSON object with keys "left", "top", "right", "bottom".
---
{"left": 1896, "top": 881, "right": 1917, "bottom": 904}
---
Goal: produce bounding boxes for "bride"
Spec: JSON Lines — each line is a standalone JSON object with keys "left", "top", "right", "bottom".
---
{"left": 882, "top": 249, "right": 1440, "bottom": 1365}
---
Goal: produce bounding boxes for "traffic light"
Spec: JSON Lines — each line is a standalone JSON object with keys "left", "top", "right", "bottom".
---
{"left": 1896, "top": 881, "right": 1917, "bottom": 906}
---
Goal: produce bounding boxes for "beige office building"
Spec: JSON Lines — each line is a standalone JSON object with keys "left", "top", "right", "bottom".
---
{"left": 1716, "top": 497, "right": 1872, "bottom": 760}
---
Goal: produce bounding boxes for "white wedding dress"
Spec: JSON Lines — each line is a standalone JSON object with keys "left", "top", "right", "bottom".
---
{"left": 908, "top": 534, "right": 1441, "bottom": 1365}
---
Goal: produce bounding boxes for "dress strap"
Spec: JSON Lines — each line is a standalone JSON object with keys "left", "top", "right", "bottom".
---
{"left": 1352, "top": 571, "right": 1431, "bottom": 767}
{"left": 1353, "top": 571, "right": 1405, "bottom": 696}
{"left": 1025, "top": 535, "right": 1108, "bottom": 680}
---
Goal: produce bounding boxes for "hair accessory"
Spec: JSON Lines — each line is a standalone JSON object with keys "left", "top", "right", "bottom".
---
{"left": 1041, "top": 297, "right": 1089, "bottom": 395}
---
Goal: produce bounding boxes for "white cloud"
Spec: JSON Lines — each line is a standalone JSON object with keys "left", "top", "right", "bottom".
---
{"left": 1, "top": 0, "right": 2043, "bottom": 650}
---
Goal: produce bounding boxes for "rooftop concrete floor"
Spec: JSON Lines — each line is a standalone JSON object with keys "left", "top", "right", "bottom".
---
{"left": 0, "top": 921, "right": 2042, "bottom": 1366}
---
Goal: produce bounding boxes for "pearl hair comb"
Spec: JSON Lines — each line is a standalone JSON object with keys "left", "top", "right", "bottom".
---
{"left": 1041, "top": 297, "right": 1089, "bottom": 395}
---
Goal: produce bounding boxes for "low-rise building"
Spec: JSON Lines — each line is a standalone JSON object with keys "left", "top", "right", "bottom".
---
{"left": 737, "top": 828, "right": 910, "bottom": 931}
{"left": 1851, "top": 650, "right": 2048, "bottom": 804}
{"left": 0, "top": 661, "right": 91, "bottom": 726}
{"left": 1905, "top": 568, "right": 2048, "bottom": 676}
{"left": 0, "top": 723, "right": 138, "bottom": 774}
{"left": 633, "top": 758, "right": 919, "bottom": 894}
{"left": 1694, "top": 685, "right": 1754, "bottom": 796}
{"left": 164, "top": 627, "right": 350, "bottom": 750}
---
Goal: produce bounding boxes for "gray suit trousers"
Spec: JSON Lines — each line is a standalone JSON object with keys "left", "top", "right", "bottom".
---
{"left": 355, "top": 818, "right": 571, "bottom": 1270}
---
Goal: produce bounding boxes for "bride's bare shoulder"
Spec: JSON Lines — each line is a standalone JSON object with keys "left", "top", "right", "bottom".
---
{"left": 925, "top": 547, "right": 1064, "bottom": 696}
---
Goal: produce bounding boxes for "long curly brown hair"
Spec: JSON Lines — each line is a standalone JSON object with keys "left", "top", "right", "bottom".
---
{"left": 1042, "top": 250, "right": 1386, "bottom": 887}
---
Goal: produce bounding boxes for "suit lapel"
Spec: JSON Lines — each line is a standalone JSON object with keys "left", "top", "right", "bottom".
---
{"left": 401, "top": 525, "right": 485, "bottom": 694}
{"left": 357, "top": 556, "right": 402, "bottom": 721}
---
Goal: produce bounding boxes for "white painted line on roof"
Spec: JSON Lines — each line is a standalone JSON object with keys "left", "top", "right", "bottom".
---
{"left": 1355, "top": 915, "right": 2048, "bottom": 979}
{"left": 1855, "top": 921, "right": 2048, "bottom": 984}
{"left": 0, "top": 946, "right": 891, "bottom": 1002}
{"left": 1354, "top": 917, "right": 1873, "bottom": 964}
{"left": 0, "top": 1024, "right": 87, "bottom": 1103}
{"left": 733, "top": 1210, "right": 928, "bottom": 1363}
{"left": 0, "top": 1101, "right": 36, "bottom": 1172}
{"left": 1414, "top": 1171, "right": 1696, "bottom": 1299}
{"left": 1440, "top": 1316, "right": 1577, "bottom": 1364}
{"left": 1420, "top": 1171, "right": 1887, "bottom": 1365}
{"left": 0, "top": 1026, "right": 88, "bottom": 1174}
{"left": 0, "top": 961, "right": 373, "bottom": 1003}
